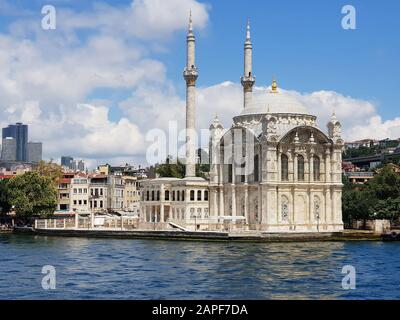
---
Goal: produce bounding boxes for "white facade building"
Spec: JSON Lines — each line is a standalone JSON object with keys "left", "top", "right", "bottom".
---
{"left": 140, "top": 17, "right": 344, "bottom": 233}
{"left": 208, "top": 22, "right": 344, "bottom": 232}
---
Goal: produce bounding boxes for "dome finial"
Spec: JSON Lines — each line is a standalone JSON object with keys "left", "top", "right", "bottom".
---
{"left": 246, "top": 18, "right": 251, "bottom": 41}
{"left": 271, "top": 77, "right": 278, "bottom": 93}
{"left": 188, "top": 10, "right": 193, "bottom": 34}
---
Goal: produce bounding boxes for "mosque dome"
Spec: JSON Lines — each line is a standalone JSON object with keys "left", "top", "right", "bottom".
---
{"left": 239, "top": 80, "right": 309, "bottom": 116}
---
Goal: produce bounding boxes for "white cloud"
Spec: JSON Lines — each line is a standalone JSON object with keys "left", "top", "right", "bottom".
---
{"left": 0, "top": 0, "right": 210, "bottom": 167}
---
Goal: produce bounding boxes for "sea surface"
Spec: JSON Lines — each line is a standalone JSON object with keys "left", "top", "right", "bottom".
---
{"left": 0, "top": 234, "right": 399, "bottom": 299}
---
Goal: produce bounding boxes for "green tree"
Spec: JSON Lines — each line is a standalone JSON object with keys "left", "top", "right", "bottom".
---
{"left": 6, "top": 172, "right": 57, "bottom": 217}
{"left": 0, "top": 179, "right": 11, "bottom": 214}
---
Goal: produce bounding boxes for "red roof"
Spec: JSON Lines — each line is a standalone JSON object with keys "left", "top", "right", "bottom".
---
{"left": 0, "top": 175, "right": 14, "bottom": 180}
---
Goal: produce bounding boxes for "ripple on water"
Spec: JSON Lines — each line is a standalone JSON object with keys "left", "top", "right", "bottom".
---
{"left": 1, "top": 234, "right": 400, "bottom": 299}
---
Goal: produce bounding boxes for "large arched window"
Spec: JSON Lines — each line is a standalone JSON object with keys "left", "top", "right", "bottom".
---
{"left": 197, "top": 190, "right": 202, "bottom": 201}
{"left": 313, "top": 156, "right": 321, "bottom": 181}
{"left": 181, "top": 190, "right": 185, "bottom": 201}
{"left": 165, "top": 190, "right": 170, "bottom": 201}
{"left": 298, "top": 155, "right": 305, "bottom": 181}
{"left": 190, "top": 190, "right": 195, "bottom": 201}
{"left": 204, "top": 190, "right": 209, "bottom": 201}
{"left": 281, "top": 154, "right": 289, "bottom": 181}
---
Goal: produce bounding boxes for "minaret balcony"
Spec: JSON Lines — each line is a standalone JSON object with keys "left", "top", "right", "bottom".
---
{"left": 183, "top": 66, "right": 199, "bottom": 85}
{"left": 241, "top": 75, "right": 255, "bottom": 91}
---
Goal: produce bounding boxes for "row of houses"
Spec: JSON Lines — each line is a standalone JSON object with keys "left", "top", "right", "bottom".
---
{"left": 56, "top": 172, "right": 142, "bottom": 216}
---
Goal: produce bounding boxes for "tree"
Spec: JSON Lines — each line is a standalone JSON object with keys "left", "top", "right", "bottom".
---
{"left": 6, "top": 172, "right": 57, "bottom": 218}
{"left": 36, "top": 160, "right": 63, "bottom": 186}
{"left": 0, "top": 179, "right": 11, "bottom": 214}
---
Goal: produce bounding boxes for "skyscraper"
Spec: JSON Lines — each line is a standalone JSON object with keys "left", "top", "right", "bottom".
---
{"left": 27, "top": 142, "right": 42, "bottom": 163}
{"left": 1, "top": 137, "right": 17, "bottom": 161}
{"left": 61, "top": 156, "right": 73, "bottom": 167}
{"left": 2, "top": 123, "right": 28, "bottom": 161}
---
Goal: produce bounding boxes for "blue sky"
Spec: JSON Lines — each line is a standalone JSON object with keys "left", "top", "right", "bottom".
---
{"left": 0, "top": 0, "right": 399, "bottom": 166}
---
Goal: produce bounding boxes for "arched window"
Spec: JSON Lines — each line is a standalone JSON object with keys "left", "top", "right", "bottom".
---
{"left": 151, "top": 190, "right": 155, "bottom": 201}
{"left": 204, "top": 190, "right": 209, "bottom": 201}
{"left": 281, "top": 154, "right": 289, "bottom": 181}
{"left": 313, "top": 156, "right": 321, "bottom": 181}
{"left": 298, "top": 155, "right": 305, "bottom": 181}
{"left": 190, "top": 190, "right": 195, "bottom": 201}
{"left": 156, "top": 191, "right": 160, "bottom": 201}
{"left": 254, "top": 154, "right": 259, "bottom": 182}
{"left": 177, "top": 190, "right": 180, "bottom": 201}
{"left": 172, "top": 191, "right": 175, "bottom": 201}
{"left": 146, "top": 190, "right": 149, "bottom": 201}
{"left": 197, "top": 190, "right": 202, "bottom": 201}
{"left": 165, "top": 190, "right": 170, "bottom": 201}
{"left": 181, "top": 190, "right": 185, "bottom": 201}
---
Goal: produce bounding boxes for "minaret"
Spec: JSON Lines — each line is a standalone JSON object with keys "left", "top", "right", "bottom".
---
{"left": 183, "top": 12, "right": 198, "bottom": 178}
{"left": 241, "top": 19, "right": 255, "bottom": 108}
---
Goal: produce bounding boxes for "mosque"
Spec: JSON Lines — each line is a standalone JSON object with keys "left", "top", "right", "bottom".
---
{"left": 140, "top": 16, "right": 344, "bottom": 233}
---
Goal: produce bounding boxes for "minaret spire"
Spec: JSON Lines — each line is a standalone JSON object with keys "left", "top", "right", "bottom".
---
{"left": 241, "top": 19, "right": 255, "bottom": 109}
{"left": 183, "top": 12, "right": 199, "bottom": 178}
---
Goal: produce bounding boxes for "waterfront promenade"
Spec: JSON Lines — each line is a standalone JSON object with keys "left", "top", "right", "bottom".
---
{"left": 27, "top": 217, "right": 383, "bottom": 242}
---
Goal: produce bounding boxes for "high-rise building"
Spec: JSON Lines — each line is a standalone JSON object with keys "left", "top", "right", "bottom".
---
{"left": 27, "top": 142, "right": 42, "bottom": 163}
{"left": 2, "top": 123, "right": 28, "bottom": 161}
{"left": 61, "top": 156, "right": 73, "bottom": 168}
{"left": 1, "top": 137, "right": 17, "bottom": 161}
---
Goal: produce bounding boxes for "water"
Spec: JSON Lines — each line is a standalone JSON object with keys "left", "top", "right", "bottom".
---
{"left": 0, "top": 234, "right": 399, "bottom": 299}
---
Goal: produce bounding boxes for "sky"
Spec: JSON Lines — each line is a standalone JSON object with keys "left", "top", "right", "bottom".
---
{"left": 0, "top": 0, "right": 399, "bottom": 168}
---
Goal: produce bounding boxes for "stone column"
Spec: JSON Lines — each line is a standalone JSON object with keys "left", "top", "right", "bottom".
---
{"left": 160, "top": 204, "right": 165, "bottom": 223}
{"left": 219, "top": 187, "right": 224, "bottom": 217}
{"left": 325, "top": 149, "right": 331, "bottom": 183}
{"left": 231, "top": 186, "right": 237, "bottom": 217}
{"left": 309, "top": 153, "right": 314, "bottom": 182}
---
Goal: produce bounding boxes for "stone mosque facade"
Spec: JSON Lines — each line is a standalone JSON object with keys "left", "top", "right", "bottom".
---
{"left": 141, "top": 17, "right": 344, "bottom": 233}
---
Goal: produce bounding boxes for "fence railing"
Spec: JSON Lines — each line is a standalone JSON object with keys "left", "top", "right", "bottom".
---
{"left": 35, "top": 216, "right": 139, "bottom": 231}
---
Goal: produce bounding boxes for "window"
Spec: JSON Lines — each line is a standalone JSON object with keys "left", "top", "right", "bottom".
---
{"left": 281, "top": 154, "right": 289, "bottom": 181}
{"left": 100, "top": 188, "right": 103, "bottom": 196}
{"left": 204, "top": 190, "right": 209, "bottom": 201}
{"left": 165, "top": 190, "right": 170, "bottom": 201}
{"left": 146, "top": 190, "right": 150, "bottom": 201}
{"left": 281, "top": 196, "right": 289, "bottom": 221}
{"left": 177, "top": 190, "right": 180, "bottom": 201}
{"left": 156, "top": 191, "right": 160, "bottom": 201}
{"left": 254, "top": 154, "right": 259, "bottom": 182}
{"left": 78, "top": 200, "right": 82, "bottom": 205}
{"left": 151, "top": 190, "right": 155, "bottom": 201}
{"left": 298, "top": 155, "right": 305, "bottom": 181}
{"left": 240, "top": 162, "right": 245, "bottom": 183}
{"left": 73, "top": 188, "right": 77, "bottom": 194}
{"left": 313, "top": 156, "right": 321, "bottom": 181}
{"left": 197, "top": 190, "right": 202, "bottom": 201}
{"left": 228, "top": 164, "right": 233, "bottom": 183}
{"left": 73, "top": 200, "right": 77, "bottom": 205}
{"left": 84, "top": 200, "right": 87, "bottom": 205}
{"left": 100, "top": 201, "right": 103, "bottom": 208}
{"left": 181, "top": 190, "right": 185, "bottom": 201}
{"left": 172, "top": 191, "right": 176, "bottom": 201}
{"left": 190, "top": 190, "right": 195, "bottom": 201}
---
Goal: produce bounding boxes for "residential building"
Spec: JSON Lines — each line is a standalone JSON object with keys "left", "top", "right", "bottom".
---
{"left": 70, "top": 174, "right": 90, "bottom": 213}
{"left": 89, "top": 175, "right": 109, "bottom": 213}
{"left": 123, "top": 176, "right": 141, "bottom": 213}
{"left": 57, "top": 173, "right": 73, "bottom": 211}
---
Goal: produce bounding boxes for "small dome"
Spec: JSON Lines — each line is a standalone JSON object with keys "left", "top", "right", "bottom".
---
{"left": 240, "top": 89, "right": 309, "bottom": 116}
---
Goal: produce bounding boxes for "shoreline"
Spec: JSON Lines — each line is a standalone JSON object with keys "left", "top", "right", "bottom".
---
{"left": 11, "top": 227, "right": 387, "bottom": 242}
